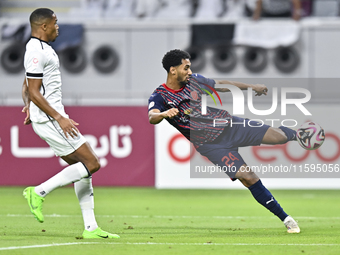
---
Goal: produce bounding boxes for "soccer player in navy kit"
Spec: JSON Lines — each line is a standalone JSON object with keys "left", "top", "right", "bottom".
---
{"left": 148, "top": 49, "right": 300, "bottom": 233}
{"left": 21, "top": 8, "right": 119, "bottom": 239}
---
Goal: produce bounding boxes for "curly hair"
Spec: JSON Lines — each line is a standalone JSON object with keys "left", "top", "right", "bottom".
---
{"left": 30, "top": 8, "right": 54, "bottom": 25}
{"left": 162, "top": 49, "right": 191, "bottom": 73}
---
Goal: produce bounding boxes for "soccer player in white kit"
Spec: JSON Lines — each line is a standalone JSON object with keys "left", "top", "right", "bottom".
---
{"left": 22, "top": 8, "right": 120, "bottom": 239}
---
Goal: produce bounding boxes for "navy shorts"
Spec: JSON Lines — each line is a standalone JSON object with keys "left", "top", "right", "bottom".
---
{"left": 195, "top": 116, "right": 270, "bottom": 180}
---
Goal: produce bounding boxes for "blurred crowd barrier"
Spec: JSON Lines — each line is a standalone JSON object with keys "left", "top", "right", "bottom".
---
{"left": 1, "top": 0, "right": 339, "bottom": 20}
{"left": 1, "top": 18, "right": 340, "bottom": 106}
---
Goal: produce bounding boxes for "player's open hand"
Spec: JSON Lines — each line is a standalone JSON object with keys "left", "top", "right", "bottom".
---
{"left": 58, "top": 116, "right": 80, "bottom": 139}
{"left": 22, "top": 105, "right": 31, "bottom": 125}
{"left": 253, "top": 84, "right": 268, "bottom": 96}
{"left": 165, "top": 108, "right": 179, "bottom": 119}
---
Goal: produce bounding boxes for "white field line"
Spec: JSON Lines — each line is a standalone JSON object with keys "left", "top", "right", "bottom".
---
{"left": 0, "top": 242, "right": 339, "bottom": 251}
{"left": 4, "top": 214, "right": 340, "bottom": 220}
{"left": 117, "top": 242, "right": 340, "bottom": 246}
{"left": 0, "top": 242, "right": 98, "bottom": 251}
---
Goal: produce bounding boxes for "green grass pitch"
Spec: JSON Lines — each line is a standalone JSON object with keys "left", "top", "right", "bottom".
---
{"left": 0, "top": 187, "right": 340, "bottom": 255}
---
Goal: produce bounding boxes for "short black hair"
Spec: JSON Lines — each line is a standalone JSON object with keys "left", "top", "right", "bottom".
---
{"left": 162, "top": 49, "right": 191, "bottom": 73}
{"left": 29, "top": 8, "right": 54, "bottom": 24}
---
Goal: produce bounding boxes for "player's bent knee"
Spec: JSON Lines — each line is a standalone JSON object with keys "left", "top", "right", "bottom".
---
{"left": 93, "top": 160, "right": 101, "bottom": 173}
{"left": 87, "top": 159, "right": 101, "bottom": 174}
{"left": 235, "top": 165, "right": 259, "bottom": 187}
{"left": 238, "top": 176, "right": 260, "bottom": 188}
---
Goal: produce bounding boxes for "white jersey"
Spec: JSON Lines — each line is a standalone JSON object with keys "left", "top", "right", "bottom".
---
{"left": 24, "top": 37, "right": 68, "bottom": 123}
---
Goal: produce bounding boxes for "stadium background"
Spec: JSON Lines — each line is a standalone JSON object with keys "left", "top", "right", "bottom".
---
{"left": 0, "top": 0, "right": 339, "bottom": 189}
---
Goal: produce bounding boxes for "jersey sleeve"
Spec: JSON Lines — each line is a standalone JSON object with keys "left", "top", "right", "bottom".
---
{"left": 148, "top": 93, "right": 167, "bottom": 112}
{"left": 192, "top": 73, "right": 216, "bottom": 94}
{"left": 24, "top": 50, "right": 46, "bottom": 79}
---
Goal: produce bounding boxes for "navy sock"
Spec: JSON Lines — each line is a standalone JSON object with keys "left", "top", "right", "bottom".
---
{"left": 279, "top": 126, "right": 297, "bottom": 142}
{"left": 248, "top": 180, "right": 288, "bottom": 221}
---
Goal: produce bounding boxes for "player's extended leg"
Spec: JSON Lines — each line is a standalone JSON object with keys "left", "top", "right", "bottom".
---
{"left": 23, "top": 143, "right": 93, "bottom": 223}
{"left": 262, "top": 126, "right": 297, "bottom": 145}
{"left": 23, "top": 142, "right": 120, "bottom": 238}
{"left": 235, "top": 166, "right": 300, "bottom": 233}
{"left": 31, "top": 142, "right": 96, "bottom": 202}
{"left": 23, "top": 160, "right": 89, "bottom": 223}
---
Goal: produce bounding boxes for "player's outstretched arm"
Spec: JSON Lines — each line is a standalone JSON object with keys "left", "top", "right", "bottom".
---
{"left": 148, "top": 108, "right": 179, "bottom": 125}
{"left": 214, "top": 80, "right": 268, "bottom": 96}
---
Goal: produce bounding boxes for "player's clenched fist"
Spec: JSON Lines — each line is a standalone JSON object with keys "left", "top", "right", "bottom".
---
{"left": 253, "top": 84, "right": 268, "bottom": 96}
{"left": 164, "top": 108, "right": 179, "bottom": 119}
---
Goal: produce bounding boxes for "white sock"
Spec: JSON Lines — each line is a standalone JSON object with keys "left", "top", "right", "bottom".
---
{"left": 34, "top": 162, "right": 89, "bottom": 197}
{"left": 74, "top": 177, "right": 98, "bottom": 231}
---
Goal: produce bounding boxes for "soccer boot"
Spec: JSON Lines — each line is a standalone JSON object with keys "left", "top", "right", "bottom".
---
{"left": 23, "top": 187, "right": 45, "bottom": 223}
{"left": 284, "top": 215, "right": 300, "bottom": 233}
{"left": 82, "top": 227, "right": 120, "bottom": 239}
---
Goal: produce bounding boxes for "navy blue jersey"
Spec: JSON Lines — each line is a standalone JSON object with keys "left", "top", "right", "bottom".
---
{"left": 148, "top": 73, "right": 231, "bottom": 146}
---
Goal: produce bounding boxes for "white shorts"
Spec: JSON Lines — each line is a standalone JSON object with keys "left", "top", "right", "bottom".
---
{"left": 32, "top": 119, "right": 87, "bottom": 157}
